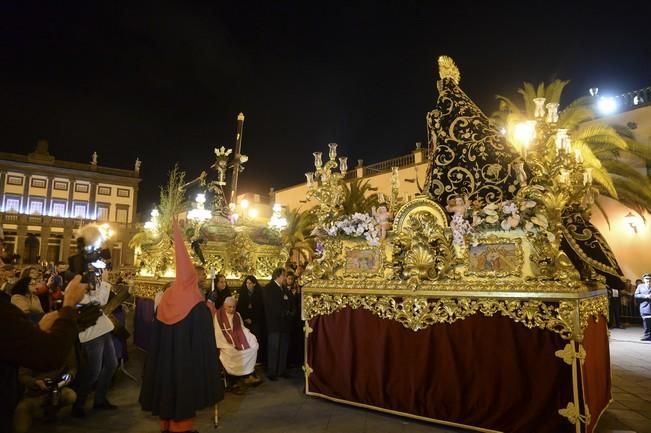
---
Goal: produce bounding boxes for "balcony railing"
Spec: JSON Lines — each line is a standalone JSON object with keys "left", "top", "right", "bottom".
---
{"left": 0, "top": 212, "right": 138, "bottom": 230}
{"left": 617, "top": 86, "right": 651, "bottom": 111}
{"left": 363, "top": 153, "right": 416, "bottom": 176}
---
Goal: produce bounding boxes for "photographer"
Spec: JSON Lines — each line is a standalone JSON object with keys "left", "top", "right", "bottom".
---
{"left": 0, "top": 275, "right": 86, "bottom": 433}
{"left": 14, "top": 350, "right": 77, "bottom": 432}
{"left": 71, "top": 269, "right": 118, "bottom": 418}
{"left": 66, "top": 226, "right": 118, "bottom": 418}
{"left": 46, "top": 262, "right": 69, "bottom": 311}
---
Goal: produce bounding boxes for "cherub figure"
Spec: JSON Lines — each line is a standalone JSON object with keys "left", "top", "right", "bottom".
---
{"left": 371, "top": 203, "right": 392, "bottom": 240}
{"left": 446, "top": 195, "right": 472, "bottom": 246}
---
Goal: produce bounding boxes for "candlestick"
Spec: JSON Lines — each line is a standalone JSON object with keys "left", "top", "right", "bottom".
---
{"left": 313, "top": 152, "right": 323, "bottom": 169}
{"left": 328, "top": 143, "right": 338, "bottom": 160}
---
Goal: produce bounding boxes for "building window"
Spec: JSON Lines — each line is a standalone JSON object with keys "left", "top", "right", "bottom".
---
{"left": 4, "top": 196, "right": 21, "bottom": 213}
{"left": 28, "top": 198, "right": 44, "bottom": 215}
{"left": 30, "top": 178, "right": 47, "bottom": 188}
{"left": 53, "top": 181, "right": 68, "bottom": 191}
{"left": 72, "top": 203, "right": 87, "bottom": 218}
{"left": 116, "top": 207, "right": 128, "bottom": 223}
{"left": 96, "top": 204, "right": 110, "bottom": 221}
{"left": 75, "top": 183, "right": 89, "bottom": 193}
{"left": 117, "top": 188, "right": 130, "bottom": 198}
{"left": 7, "top": 175, "right": 23, "bottom": 186}
{"left": 97, "top": 186, "right": 111, "bottom": 196}
{"left": 51, "top": 201, "right": 67, "bottom": 217}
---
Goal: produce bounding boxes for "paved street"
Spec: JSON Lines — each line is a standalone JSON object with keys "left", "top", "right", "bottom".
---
{"left": 29, "top": 326, "right": 650, "bottom": 433}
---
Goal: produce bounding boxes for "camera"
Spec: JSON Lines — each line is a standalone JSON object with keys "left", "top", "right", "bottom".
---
{"left": 43, "top": 373, "right": 73, "bottom": 420}
{"left": 69, "top": 224, "right": 111, "bottom": 291}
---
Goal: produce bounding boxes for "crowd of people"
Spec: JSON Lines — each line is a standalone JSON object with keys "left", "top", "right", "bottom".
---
{"left": 0, "top": 226, "right": 308, "bottom": 433}
{"left": 4, "top": 225, "right": 649, "bottom": 433}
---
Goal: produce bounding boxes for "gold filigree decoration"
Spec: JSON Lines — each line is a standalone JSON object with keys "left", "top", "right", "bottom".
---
{"left": 578, "top": 296, "right": 609, "bottom": 331}
{"left": 393, "top": 197, "right": 448, "bottom": 232}
{"left": 558, "top": 402, "right": 591, "bottom": 426}
{"left": 204, "top": 254, "right": 225, "bottom": 274}
{"left": 303, "top": 277, "right": 587, "bottom": 293}
{"left": 305, "top": 294, "right": 561, "bottom": 337}
{"left": 304, "top": 293, "right": 608, "bottom": 339}
{"left": 131, "top": 281, "right": 170, "bottom": 299}
{"left": 438, "top": 56, "right": 460, "bottom": 85}
{"left": 425, "top": 63, "right": 521, "bottom": 208}
{"left": 256, "top": 250, "right": 289, "bottom": 279}
{"left": 228, "top": 233, "right": 256, "bottom": 277}
{"left": 554, "top": 343, "right": 586, "bottom": 366}
{"left": 301, "top": 239, "right": 345, "bottom": 284}
{"left": 303, "top": 363, "right": 313, "bottom": 381}
{"left": 392, "top": 211, "right": 455, "bottom": 282}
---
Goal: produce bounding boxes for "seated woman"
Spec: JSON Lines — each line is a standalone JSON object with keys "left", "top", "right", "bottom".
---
{"left": 214, "top": 297, "right": 261, "bottom": 389}
{"left": 11, "top": 277, "right": 44, "bottom": 317}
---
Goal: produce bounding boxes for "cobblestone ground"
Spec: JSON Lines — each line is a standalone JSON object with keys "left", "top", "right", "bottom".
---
{"left": 30, "top": 326, "right": 650, "bottom": 433}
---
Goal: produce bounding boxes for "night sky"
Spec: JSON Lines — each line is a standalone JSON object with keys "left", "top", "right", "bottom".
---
{"left": 2, "top": 1, "right": 650, "bottom": 215}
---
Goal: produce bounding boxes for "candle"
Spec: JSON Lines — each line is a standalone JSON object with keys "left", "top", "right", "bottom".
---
{"left": 328, "top": 143, "right": 338, "bottom": 160}
{"left": 339, "top": 156, "right": 348, "bottom": 174}
{"left": 546, "top": 103, "right": 560, "bottom": 123}
{"left": 313, "top": 152, "right": 323, "bottom": 169}
{"left": 533, "top": 97, "right": 546, "bottom": 118}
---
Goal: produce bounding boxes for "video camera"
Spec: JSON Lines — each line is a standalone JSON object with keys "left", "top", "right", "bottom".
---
{"left": 69, "top": 224, "right": 111, "bottom": 291}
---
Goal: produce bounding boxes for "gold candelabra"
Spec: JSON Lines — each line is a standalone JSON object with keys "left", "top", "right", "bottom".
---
{"left": 512, "top": 98, "right": 594, "bottom": 279}
{"left": 305, "top": 143, "right": 348, "bottom": 227}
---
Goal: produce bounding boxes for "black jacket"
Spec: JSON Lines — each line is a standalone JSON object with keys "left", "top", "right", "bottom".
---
{"left": 236, "top": 285, "right": 265, "bottom": 335}
{"left": 262, "top": 281, "right": 291, "bottom": 333}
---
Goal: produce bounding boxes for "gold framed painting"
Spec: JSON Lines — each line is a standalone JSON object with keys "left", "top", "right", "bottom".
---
{"left": 343, "top": 246, "right": 383, "bottom": 278}
{"left": 465, "top": 237, "right": 523, "bottom": 278}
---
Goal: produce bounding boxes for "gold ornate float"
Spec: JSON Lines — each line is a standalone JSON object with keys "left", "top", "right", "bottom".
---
{"left": 301, "top": 56, "right": 613, "bottom": 433}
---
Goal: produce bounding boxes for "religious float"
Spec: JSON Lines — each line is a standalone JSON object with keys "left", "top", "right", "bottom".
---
{"left": 129, "top": 114, "right": 288, "bottom": 350}
{"left": 300, "top": 57, "right": 615, "bottom": 433}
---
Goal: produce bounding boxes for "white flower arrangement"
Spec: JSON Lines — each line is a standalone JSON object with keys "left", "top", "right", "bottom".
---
{"left": 324, "top": 212, "right": 381, "bottom": 246}
{"left": 470, "top": 199, "right": 554, "bottom": 240}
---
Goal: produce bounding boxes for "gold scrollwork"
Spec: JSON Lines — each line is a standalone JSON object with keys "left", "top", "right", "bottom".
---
{"left": 555, "top": 343, "right": 587, "bottom": 366}
{"left": 303, "top": 278, "right": 586, "bottom": 293}
{"left": 303, "top": 293, "right": 608, "bottom": 340}
{"left": 578, "top": 296, "right": 609, "bottom": 332}
{"left": 393, "top": 197, "right": 449, "bottom": 233}
{"left": 558, "top": 402, "right": 591, "bottom": 427}
{"left": 131, "top": 281, "right": 169, "bottom": 299}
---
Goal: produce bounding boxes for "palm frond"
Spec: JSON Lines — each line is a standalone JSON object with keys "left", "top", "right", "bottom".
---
{"left": 544, "top": 79, "right": 570, "bottom": 104}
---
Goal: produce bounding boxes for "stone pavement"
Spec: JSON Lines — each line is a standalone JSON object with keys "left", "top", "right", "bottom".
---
{"left": 30, "top": 326, "right": 650, "bottom": 433}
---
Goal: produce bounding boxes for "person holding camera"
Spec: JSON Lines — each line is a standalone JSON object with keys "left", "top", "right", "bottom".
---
{"left": 13, "top": 349, "right": 77, "bottom": 432}
{"left": 262, "top": 268, "right": 291, "bottom": 381}
{"left": 0, "top": 275, "right": 87, "bottom": 433}
{"left": 71, "top": 270, "right": 118, "bottom": 417}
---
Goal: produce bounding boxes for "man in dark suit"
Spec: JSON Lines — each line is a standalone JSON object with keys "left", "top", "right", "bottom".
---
{"left": 262, "top": 268, "right": 290, "bottom": 380}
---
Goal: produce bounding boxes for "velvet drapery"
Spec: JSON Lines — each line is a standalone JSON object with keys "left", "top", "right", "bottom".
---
{"left": 306, "top": 307, "right": 610, "bottom": 433}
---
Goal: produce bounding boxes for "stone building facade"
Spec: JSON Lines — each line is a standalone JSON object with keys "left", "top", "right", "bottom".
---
{"left": 0, "top": 140, "right": 141, "bottom": 269}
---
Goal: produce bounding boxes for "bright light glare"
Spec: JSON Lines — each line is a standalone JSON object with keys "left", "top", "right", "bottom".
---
{"left": 272, "top": 203, "right": 282, "bottom": 212}
{"left": 240, "top": 199, "right": 249, "bottom": 209}
{"left": 248, "top": 208, "right": 259, "bottom": 219}
{"left": 513, "top": 122, "right": 535, "bottom": 147}
{"left": 597, "top": 96, "right": 617, "bottom": 115}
